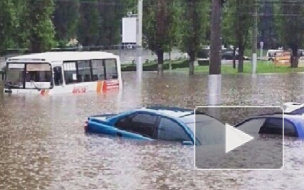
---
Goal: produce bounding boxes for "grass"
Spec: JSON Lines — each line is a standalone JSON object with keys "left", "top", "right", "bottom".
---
{"left": 175, "top": 60, "right": 304, "bottom": 74}
{"left": 122, "top": 59, "right": 304, "bottom": 74}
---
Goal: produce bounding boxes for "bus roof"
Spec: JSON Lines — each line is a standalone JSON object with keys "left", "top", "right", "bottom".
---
{"left": 6, "top": 51, "right": 119, "bottom": 63}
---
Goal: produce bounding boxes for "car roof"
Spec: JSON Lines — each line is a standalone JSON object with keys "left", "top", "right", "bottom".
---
{"left": 136, "top": 106, "right": 194, "bottom": 118}
{"left": 283, "top": 102, "right": 304, "bottom": 113}
{"left": 235, "top": 113, "right": 304, "bottom": 126}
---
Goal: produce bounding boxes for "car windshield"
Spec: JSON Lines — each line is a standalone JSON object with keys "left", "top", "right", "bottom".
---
{"left": 180, "top": 113, "right": 225, "bottom": 145}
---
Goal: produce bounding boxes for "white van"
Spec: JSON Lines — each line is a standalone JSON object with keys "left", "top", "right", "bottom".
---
{"left": 266, "top": 49, "right": 283, "bottom": 61}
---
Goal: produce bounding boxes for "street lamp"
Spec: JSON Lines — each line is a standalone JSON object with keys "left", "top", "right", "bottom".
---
{"left": 136, "top": 0, "right": 143, "bottom": 81}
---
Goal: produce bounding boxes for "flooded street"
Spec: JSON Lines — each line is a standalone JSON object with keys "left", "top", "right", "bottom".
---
{"left": 1, "top": 72, "right": 304, "bottom": 190}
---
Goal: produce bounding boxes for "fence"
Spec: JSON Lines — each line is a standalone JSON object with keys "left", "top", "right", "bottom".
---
{"left": 108, "top": 48, "right": 188, "bottom": 64}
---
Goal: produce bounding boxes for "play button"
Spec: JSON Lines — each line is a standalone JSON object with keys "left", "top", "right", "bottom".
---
{"left": 194, "top": 106, "right": 283, "bottom": 170}
{"left": 225, "top": 123, "right": 254, "bottom": 153}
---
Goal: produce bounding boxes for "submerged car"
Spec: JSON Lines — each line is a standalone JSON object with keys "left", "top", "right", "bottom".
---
{"left": 283, "top": 102, "right": 304, "bottom": 115}
{"left": 85, "top": 107, "right": 304, "bottom": 145}
{"left": 235, "top": 114, "right": 304, "bottom": 138}
{"left": 84, "top": 107, "right": 225, "bottom": 145}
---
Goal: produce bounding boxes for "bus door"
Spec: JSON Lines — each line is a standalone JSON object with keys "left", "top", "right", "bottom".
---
{"left": 53, "top": 66, "right": 63, "bottom": 86}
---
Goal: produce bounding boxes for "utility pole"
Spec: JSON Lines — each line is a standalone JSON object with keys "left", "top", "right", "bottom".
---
{"left": 136, "top": 0, "right": 143, "bottom": 80}
{"left": 209, "top": 0, "right": 222, "bottom": 75}
{"left": 208, "top": 0, "right": 223, "bottom": 107}
{"left": 252, "top": 0, "right": 258, "bottom": 74}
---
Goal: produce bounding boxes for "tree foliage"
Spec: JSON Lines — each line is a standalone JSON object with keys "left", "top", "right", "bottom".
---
{"left": 222, "top": 0, "right": 254, "bottom": 72}
{"left": 53, "top": 0, "right": 79, "bottom": 47}
{"left": 143, "top": 0, "right": 181, "bottom": 75}
{"left": 78, "top": 0, "right": 99, "bottom": 46}
{"left": 179, "top": 0, "right": 209, "bottom": 75}
{"left": 278, "top": 0, "right": 304, "bottom": 67}
{"left": 1, "top": 0, "right": 304, "bottom": 75}
{"left": 258, "top": 0, "right": 276, "bottom": 49}
{"left": 0, "top": 1, "right": 17, "bottom": 55}
{"left": 97, "top": 0, "right": 126, "bottom": 47}
{"left": 23, "top": 0, "right": 56, "bottom": 53}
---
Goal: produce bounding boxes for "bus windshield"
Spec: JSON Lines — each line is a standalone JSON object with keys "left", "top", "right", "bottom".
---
{"left": 5, "top": 63, "right": 52, "bottom": 89}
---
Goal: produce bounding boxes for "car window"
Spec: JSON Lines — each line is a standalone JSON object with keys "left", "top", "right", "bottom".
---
{"left": 290, "top": 107, "right": 304, "bottom": 115}
{"left": 259, "top": 118, "right": 283, "bottom": 135}
{"left": 157, "top": 117, "right": 191, "bottom": 142}
{"left": 237, "top": 118, "right": 266, "bottom": 134}
{"left": 237, "top": 117, "right": 297, "bottom": 137}
{"left": 284, "top": 120, "right": 298, "bottom": 137}
{"left": 115, "top": 113, "right": 158, "bottom": 138}
{"left": 182, "top": 114, "right": 225, "bottom": 145}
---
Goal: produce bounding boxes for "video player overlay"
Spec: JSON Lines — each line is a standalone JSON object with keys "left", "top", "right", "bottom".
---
{"left": 194, "top": 106, "right": 284, "bottom": 170}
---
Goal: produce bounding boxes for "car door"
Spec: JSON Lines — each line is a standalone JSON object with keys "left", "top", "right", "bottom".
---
{"left": 156, "top": 116, "right": 192, "bottom": 142}
{"left": 115, "top": 112, "right": 159, "bottom": 139}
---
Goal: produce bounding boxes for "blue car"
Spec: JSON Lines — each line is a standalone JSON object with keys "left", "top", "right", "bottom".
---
{"left": 234, "top": 114, "right": 304, "bottom": 138}
{"left": 84, "top": 107, "right": 225, "bottom": 145}
{"left": 84, "top": 107, "right": 304, "bottom": 145}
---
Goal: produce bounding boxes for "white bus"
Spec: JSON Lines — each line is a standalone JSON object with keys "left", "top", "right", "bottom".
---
{"left": 3, "top": 51, "right": 122, "bottom": 95}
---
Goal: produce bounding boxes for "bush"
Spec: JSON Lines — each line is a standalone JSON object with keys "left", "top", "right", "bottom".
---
{"left": 198, "top": 60, "right": 209, "bottom": 66}
{"left": 121, "top": 59, "right": 189, "bottom": 71}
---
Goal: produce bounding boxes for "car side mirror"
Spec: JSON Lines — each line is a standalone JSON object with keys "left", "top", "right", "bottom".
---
{"left": 182, "top": 141, "right": 193, "bottom": 146}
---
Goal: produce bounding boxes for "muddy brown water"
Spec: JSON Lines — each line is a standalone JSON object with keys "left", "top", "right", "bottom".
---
{"left": 1, "top": 72, "right": 304, "bottom": 190}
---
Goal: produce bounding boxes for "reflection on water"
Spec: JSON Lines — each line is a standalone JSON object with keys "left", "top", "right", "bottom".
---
{"left": 1, "top": 72, "right": 304, "bottom": 189}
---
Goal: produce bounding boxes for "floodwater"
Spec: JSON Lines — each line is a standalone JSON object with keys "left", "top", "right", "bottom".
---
{"left": 1, "top": 72, "right": 304, "bottom": 190}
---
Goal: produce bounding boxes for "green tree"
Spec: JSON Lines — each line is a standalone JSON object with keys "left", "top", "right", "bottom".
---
{"left": 222, "top": 0, "right": 254, "bottom": 73}
{"left": 23, "top": 0, "right": 56, "bottom": 53}
{"left": 12, "top": 0, "right": 29, "bottom": 50}
{"left": 222, "top": 0, "right": 237, "bottom": 68}
{"left": 143, "top": 0, "right": 180, "bottom": 75}
{"left": 53, "top": 0, "right": 80, "bottom": 47}
{"left": 0, "top": 1, "right": 17, "bottom": 55}
{"left": 78, "top": 0, "right": 99, "bottom": 47}
{"left": 179, "top": 0, "right": 209, "bottom": 75}
{"left": 278, "top": 1, "right": 304, "bottom": 67}
{"left": 97, "top": 0, "right": 125, "bottom": 47}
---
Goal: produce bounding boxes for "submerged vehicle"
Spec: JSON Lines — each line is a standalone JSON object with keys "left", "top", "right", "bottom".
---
{"left": 85, "top": 107, "right": 304, "bottom": 145}
{"left": 3, "top": 51, "right": 122, "bottom": 95}
{"left": 283, "top": 102, "right": 304, "bottom": 115}
{"left": 235, "top": 114, "right": 304, "bottom": 138}
{"left": 84, "top": 107, "right": 226, "bottom": 145}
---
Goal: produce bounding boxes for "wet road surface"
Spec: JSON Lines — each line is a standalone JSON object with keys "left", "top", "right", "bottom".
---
{"left": 1, "top": 72, "right": 304, "bottom": 190}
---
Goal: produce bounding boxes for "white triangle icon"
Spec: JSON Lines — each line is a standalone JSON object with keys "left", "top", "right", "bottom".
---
{"left": 225, "top": 123, "right": 254, "bottom": 153}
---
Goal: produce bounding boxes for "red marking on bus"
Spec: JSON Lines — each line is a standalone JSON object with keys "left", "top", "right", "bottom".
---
{"left": 72, "top": 86, "right": 87, "bottom": 94}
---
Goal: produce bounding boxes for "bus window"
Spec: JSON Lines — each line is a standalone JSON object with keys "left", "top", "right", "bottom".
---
{"left": 53, "top": 66, "right": 63, "bottom": 86}
{"left": 25, "top": 63, "right": 52, "bottom": 89}
{"left": 63, "top": 62, "right": 77, "bottom": 84}
{"left": 77, "top": 60, "right": 91, "bottom": 82}
{"left": 91, "top": 60, "right": 105, "bottom": 81}
{"left": 104, "top": 59, "right": 118, "bottom": 79}
{"left": 6, "top": 63, "right": 25, "bottom": 88}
